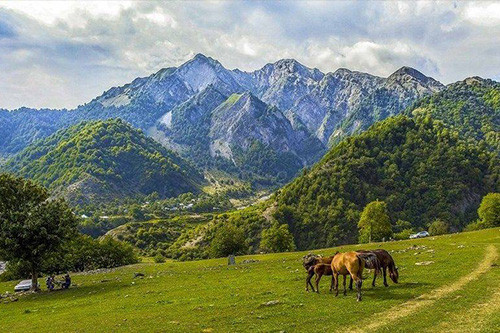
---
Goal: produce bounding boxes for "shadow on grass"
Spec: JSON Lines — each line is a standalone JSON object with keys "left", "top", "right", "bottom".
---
{"left": 308, "top": 282, "right": 432, "bottom": 301}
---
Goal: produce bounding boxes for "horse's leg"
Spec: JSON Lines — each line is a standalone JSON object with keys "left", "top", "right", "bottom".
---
{"left": 306, "top": 272, "right": 314, "bottom": 292}
{"left": 372, "top": 269, "right": 377, "bottom": 287}
{"left": 315, "top": 273, "right": 322, "bottom": 294}
{"left": 329, "top": 275, "right": 334, "bottom": 292}
{"left": 383, "top": 267, "right": 388, "bottom": 287}
{"left": 335, "top": 273, "right": 340, "bottom": 297}
{"left": 356, "top": 277, "right": 363, "bottom": 301}
{"left": 343, "top": 275, "right": 347, "bottom": 296}
{"left": 349, "top": 275, "right": 353, "bottom": 290}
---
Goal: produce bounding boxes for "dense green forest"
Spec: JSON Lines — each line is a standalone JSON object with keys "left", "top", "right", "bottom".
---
{"left": 408, "top": 77, "right": 500, "bottom": 152}
{"left": 273, "top": 114, "right": 499, "bottom": 249}
{"left": 4, "top": 119, "right": 203, "bottom": 206}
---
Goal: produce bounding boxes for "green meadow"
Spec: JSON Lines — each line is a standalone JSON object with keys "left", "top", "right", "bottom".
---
{"left": 1, "top": 228, "right": 499, "bottom": 333}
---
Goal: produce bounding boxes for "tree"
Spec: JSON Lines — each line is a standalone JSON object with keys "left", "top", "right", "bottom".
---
{"left": 428, "top": 219, "right": 449, "bottom": 236}
{"left": 210, "top": 223, "right": 247, "bottom": 258}
{"left": 0, "top": 174, "right": 78, "bottom": 290}
{"left": 260, "top": 224, "right": 296, "bottom": 253}
{"left": 478, "top": 193, "right": 500, "bottom": 227}
{"left": 130, "top": 205, "right": 146, "bottom": 221}
{"left": 358, "top": 200, "right": 392, "bottom": 243}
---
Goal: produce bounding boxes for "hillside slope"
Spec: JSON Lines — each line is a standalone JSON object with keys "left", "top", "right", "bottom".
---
{"left": 5, "top": 119, "right": 202, "bottom": 205}
{"left": 408, "top": 77, "right": 500, "bottom": 152}
{"left": 273, "top": 115, "right": 499, "bottom": 250}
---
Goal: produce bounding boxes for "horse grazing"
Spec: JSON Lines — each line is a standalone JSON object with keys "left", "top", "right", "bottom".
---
{"left": 303, "top": 254, "right": 335, "bottom": 292}
{"left": 351, "top": 249, "right": 398, "bottom": 288}
{"left": 331, "top": 251, "right": 378, "bottom": 301}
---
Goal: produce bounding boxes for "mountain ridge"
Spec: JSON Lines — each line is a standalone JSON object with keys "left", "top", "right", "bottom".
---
{"left": 0, "top": 54, "right": 461, "bottom": 185}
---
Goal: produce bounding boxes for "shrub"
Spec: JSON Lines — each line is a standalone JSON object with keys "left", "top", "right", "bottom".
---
{"left": 428, "top": 219, "right": 449, "bottom": 236}
{"left": 153, "top": 254, "right": 166, "bottom": 263}
{"left": 393, "top": 229, "right": 414, "bottom": 240}
{"left": 465, "top": 219, "right": 492, "bottom": 232}
{"left": 260, "top": 224, "right": 295, "bottom": 253}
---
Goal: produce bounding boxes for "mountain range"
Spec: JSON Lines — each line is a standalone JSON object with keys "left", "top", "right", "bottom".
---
{"left": 1, "top": 54, "right": 446, "bottom": 184}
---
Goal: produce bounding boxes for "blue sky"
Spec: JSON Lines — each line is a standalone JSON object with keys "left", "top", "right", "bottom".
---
{"left": 0, "top": 1, "right": 499, "bottom": 109}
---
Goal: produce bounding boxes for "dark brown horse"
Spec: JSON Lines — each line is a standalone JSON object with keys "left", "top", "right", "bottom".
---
{"left": 305, "top": 263, "right": 333, "bottom": 293}
{"left": 350, "top": 249, "right": 398, "bottom": 289}
{"left": 303, "top": 254, "right": 335, "bottom": 292}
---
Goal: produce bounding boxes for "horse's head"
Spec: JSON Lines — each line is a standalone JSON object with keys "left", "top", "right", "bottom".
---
{"left": 302, "top": 254, "right": 319, "bottom": 270}
{"left": 390, "top": 266, "right": 399, "bottom": 283}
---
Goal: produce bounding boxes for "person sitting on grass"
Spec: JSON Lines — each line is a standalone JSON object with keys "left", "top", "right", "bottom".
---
{"left": 62, "top": 273, "right": 71, "bottom": 289}
{"left": 46, "top": 275, "right": 54, "bottom": 291}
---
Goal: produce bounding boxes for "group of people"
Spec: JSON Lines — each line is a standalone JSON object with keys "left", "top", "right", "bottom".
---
{"left": 46, "top": 273, "right": 71, "bottom": 291}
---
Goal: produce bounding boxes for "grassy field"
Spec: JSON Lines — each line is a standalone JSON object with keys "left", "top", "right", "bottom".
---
{"left": 1, "top": 228, "right": 499, "bottom": 332}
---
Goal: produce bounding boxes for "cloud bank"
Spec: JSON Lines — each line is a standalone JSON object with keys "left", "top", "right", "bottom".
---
{"left": 0, "top": 1, "right": 499, "bottom": 109}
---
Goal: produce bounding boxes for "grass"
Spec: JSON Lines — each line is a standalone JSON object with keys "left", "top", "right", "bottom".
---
{"left": 1, "top": 228, "right": 499, "bottom": 332}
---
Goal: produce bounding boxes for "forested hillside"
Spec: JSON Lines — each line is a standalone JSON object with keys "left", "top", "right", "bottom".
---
{"left": 408, "top": 77, "right": 500, "bottom": 152}
{"left": 5, "top": 119, "right": 202, "bottom": 206}
{"left": 271, "top": 115, "right": 499, "bottom": 250}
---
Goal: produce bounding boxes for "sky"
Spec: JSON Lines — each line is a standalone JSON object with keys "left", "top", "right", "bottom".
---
{"left": 0, "top": 1, "right": 499, "bottom": 110}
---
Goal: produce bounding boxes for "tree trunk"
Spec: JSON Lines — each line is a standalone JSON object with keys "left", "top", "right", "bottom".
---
{"left": 31, "top": 267, "right": 39, "bottom": 291}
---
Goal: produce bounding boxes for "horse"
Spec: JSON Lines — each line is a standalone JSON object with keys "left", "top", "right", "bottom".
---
{"left": 303, "top": 253, "right": 336, "bottom": 292}
{"left": 306, "top": 263, "right": 334, "bottom": 293}
{"left": 331, "top": 251, "right": 378, "bottom": 301}
{"left": 350, "top": 249, "right": 398, "bottom": 289}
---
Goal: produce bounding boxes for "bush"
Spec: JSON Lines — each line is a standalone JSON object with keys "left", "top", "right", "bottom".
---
{"left": 260, "top": 224, "right": 295, "bottom": 253}
{"left": 210, "top": 223, "right": 247, "bottom": 258}
{"left": 153, "top": 254, "right": 166, "bottom": 263}
{"left": 130, "top": 205, "right": 146, "bottom": 221}
{"left": 428, "top": 219, "right": 449, "bottom": 236}
{"left": 465, "top": 219, "right": 493, "bottom": 232}
{"left": 393, "top": 229, "right": 414, "bottom": 240}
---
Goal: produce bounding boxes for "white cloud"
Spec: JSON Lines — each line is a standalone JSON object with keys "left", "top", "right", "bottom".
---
{"left": 0, "top": 1, "right": 499, "bottom": 109}
{"left": 462, "top": 2, "right": 500, "bottom": 26}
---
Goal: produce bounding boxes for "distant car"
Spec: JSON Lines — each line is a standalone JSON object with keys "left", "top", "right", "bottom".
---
{"left": 14, "top": 279, "right": 38, "bottom": 292}
{"left": 409, "top": 231, "right": 430, "bottom": 239}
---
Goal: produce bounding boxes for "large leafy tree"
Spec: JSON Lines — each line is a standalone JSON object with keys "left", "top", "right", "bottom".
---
{"left": 260, "top": 223, "right": 296, "bottom": 253}
{"left": 210, "top": 223, "right": 247, "bottom": 258}
{"left": 0, "top": 174, "right": 78, "bottom": 290}
{"left": 358, "top": 200, "right": 392, "bottom": 243}
{"left": 478, "top": 193, "right": 500, "bottom": 227}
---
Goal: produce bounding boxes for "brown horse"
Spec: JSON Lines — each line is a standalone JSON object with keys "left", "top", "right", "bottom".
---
{"left": 350, "top": 249, "right": 398, "bottom": 289}
{"left": 306, "top": 263, "right": 333, "bottom": 293}
{"left": 303, "top": 254, "right": 335, "bottom": 292}
{"left": 331, "top": 251, "right": 377, "bottom": 301}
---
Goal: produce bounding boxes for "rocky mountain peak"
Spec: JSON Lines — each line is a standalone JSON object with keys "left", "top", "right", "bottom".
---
{"left": 387, "top": 66, "right": 444, "bottom": 92}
